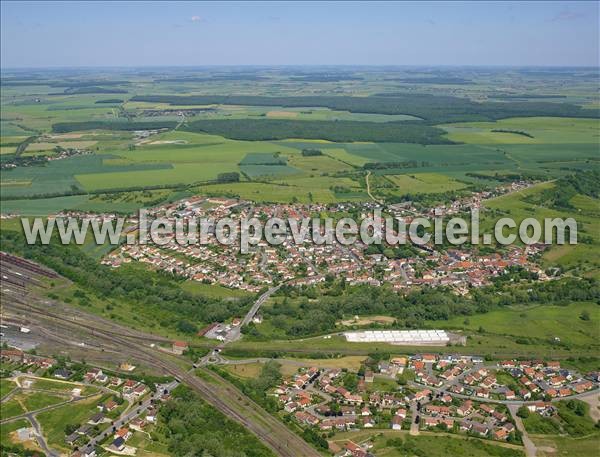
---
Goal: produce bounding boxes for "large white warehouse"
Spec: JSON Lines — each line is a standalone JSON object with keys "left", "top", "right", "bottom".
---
{"left": 344, "top": 329, "right": 450, "bottom": 345}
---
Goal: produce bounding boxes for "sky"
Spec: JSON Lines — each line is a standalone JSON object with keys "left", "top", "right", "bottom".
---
{"left": 1, "top": 1, "right": 598, "bottom": 68}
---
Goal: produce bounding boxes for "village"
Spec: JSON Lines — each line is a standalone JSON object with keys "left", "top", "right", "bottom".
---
{"left": 94, "top": 180, "right": 545, "bottom": 294}
{"left": 271, "top": 353, "right": 598, "bottom": 455}
{"left": 0, "top": 346, "right": 177, "bottom": 457}
{"left": 4, "top": 341, "right": 597, "bottom": 457}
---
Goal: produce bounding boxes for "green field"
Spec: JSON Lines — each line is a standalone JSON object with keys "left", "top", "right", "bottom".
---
{"left": 532, "top": 433, "right": 600, "bottom": 457}
{"left": 181, "top": 280, "right": 253, "bottom": 299}
{"left": 223, "top": 299, "right": 600, "bottom": 361}
{"left": 332, "top": 431, "right": 525, "bottom": 457}
{"left": 17, "top": 391, "right": 67, "bottom": 412}
{"left": 36, "top": 394, "right": 106, "bottom": 451}
{"left": 197, "top": 174, "right": 367, "bottom": 203}
{"left": 1, "top": 188, "right": 179, "bottom": 215}
{"left": 2, "top": 154, "right": 171, "bottom": 197}
{"left": 0, "top": 378, "right": 16, "bottom": 397}
{"left": 20, "top": 377, "right": 97, "bottom": 395}
{"left": 2, "top": 105, "right": 598, "bottom": 204}
{"left": 386, "top": 173, "right": 467, "bottom": 194}
{"left": 1, "top": 398, "right": 26, "bottom": 419}
{"left": 287, "top": 153, "right": 355, "bottom": 173}
{"left": 430, "top": 302, "right": 599, "bottom": 348}
{"left": 441, "top": 117, "right": 600, "bottom": 144}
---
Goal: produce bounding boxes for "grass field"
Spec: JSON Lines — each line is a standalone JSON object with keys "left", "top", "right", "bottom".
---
{"left": 332, "top": 430, "right": 525, "bottom": 457}
{"left": 224, "top": 314, "right": 599, "bottom": 360}
{"left": 441, "top": 117, "right": 600, "bottom": 144}
{"left": 323, "top": 147, "right": 371, "bottom": 167}
{"left": 433, "top": 301, "right": 599, "bottom": 345}
{"left": 222, "top": 355, "right": 368, "bottom": 379}
{"left": 36, "top": 394, "right": 106, "bottom": 451}
{"left": 127, "top": 430, "right": 170, "bottom": 457}
{"left": 0, "top": 378, "right": 16, "bottom": 396}
{"left": 197, "top": 174, "right": 367, "bottom": 203}
{"left": 19, "top": 377, "right": 97, "bottom": 395}
{"left": 386, "top": 172, "right": 467, "bottom": 194}
{"left": 15, "top": 391, "right": 67, "bottom": 412}
{"left": 532, "top": 433, "right": 600, "bottom": 457}
{"left": 345, "top": 142, "right": 515, "bottom": 171}
{"left": 1, "top": 188, "right": 178, "bottom": 215}
{"left": 25, "top": 140, "right": 98, "bottom": 152}
{"left": 2, "top": 112, "right": 597, "bottom": 204}
{"left": 1, "top": 398, "right": 26, "bottom": 419}
{"left": 427, "top": 302, "right": 599, "bottom": 348}
{"left": 287, "top": 153, "right": 354, "bottom": 174}
{"left": 181, "top": 280, "right": 253, "bottom": 299}
{"left": 2, "top": 154, "right": 171, "bottom": 197}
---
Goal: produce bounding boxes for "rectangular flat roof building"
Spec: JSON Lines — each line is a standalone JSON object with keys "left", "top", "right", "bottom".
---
{"left": 344, "top": 330, "right": 450, "bottom": 345}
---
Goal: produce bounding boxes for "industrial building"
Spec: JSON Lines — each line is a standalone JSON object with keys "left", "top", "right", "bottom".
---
{"left": 344, "top": 329, "right": 450, "bottom": 345}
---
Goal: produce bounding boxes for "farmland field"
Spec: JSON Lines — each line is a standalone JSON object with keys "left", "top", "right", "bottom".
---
{"left": 2, "top": 75, "right": 598, "bottom": 205}
{"left": 386, "top": 173, "right": 467, "bottom": 194}
{"left": 441, "top": 117, "right": 600, "bottom": 144}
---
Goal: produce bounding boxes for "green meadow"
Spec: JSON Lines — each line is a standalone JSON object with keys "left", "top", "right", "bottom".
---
{"left": 429, "top": 302, "right": 599, "bottom": 348}
{"left": 441, "top": 117, "right": 600, "bottom": 144}
{"left": 386, "top": 173, "right": 468, "bottom": 194}
{"left": 36, "top": 394, "right": 107, "bottom": 452}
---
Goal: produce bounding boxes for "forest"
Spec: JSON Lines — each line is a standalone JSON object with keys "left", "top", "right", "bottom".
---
{"left": 158, "top": 385, "right": 275, "bottom": 457}
{"left": 184, "top": 119, "right": 450, "bottom": 144}
{"left": 524, "top": 170, "right": 600, "bottom": 210}
{"left": 131, "top": 93, "right": 599, "bottom": 124}
{"left": 52, "top": 120, "right": 178, "bottom": 133}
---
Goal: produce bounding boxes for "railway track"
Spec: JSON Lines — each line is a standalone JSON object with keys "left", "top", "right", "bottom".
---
{"left": 3, "top": 300, "right": 319, "bottom": 457}
{"left": 1, "top": 252, "right": 58, "bottom": 278}
{"left": 1, "top": 279, "right": 319, "bottom": 457}
{"left": 4, "top": 295, "right": 171, "bottom": 345}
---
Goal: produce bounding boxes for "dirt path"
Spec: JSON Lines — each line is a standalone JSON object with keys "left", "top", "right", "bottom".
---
{"left": 508, "top": 404, "right": 537, "bottom": 457}
{"left": 365, "top": 171, "right": 383, "bottom": 204}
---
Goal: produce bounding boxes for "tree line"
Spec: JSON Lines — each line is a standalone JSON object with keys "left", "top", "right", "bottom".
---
{"left": 130, "top": 93, "right": 598, "bottom": 124}
{"left": 253, "top": 276, "right": 600, "bottom": 338}
{"left": 0, "top": 229, "right": 255, "bottom": 332}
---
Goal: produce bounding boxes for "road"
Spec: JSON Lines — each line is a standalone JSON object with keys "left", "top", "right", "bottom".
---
{"left": 81, "top": 380, "right": 178, "bottom": 455}
{"left": 508, "top": 404, "right": 537, "bottom": 457}
{"left": 0, "top": 386, "right": 104, "bottom": 457}
{"left": 28, "top": 413, "right": 58, "bottom": 457}
{"left": 226, "top": 284, "right": 281, "bottom": 343}
{"left": 409, "top": 400, "right": 420, "bottom": 435}
{"left": 1, "top": 392, "right": 103, "bottom": 425}
{"left": 2, "top": 286, "right": 319, "bottom": 457}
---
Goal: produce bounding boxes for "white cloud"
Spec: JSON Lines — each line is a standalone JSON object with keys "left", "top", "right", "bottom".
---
{"left": 191, "top": 15, "right": 201, "bottom": 22}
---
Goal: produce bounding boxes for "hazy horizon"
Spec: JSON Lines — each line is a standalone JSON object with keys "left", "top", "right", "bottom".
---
{"left": 2, "top": 1, "right": 599, "bottom": 68}
{"left": 2, "top": 64, "right": 600, "bottom": 71}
